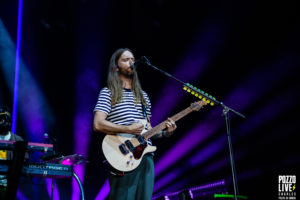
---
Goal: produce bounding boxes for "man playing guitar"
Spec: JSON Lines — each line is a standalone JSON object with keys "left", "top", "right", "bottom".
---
{"left": 93, "top": 48, "right": 177, "bottom": 200}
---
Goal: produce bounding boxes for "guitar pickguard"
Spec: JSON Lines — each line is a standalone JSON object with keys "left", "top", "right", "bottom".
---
{"left": 132, "top": 143, "right": 147, "bottom": 159}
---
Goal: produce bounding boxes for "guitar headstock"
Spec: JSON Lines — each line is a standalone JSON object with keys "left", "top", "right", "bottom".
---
{"left": 190, "top": 101, "right": 207, "bottom": 111}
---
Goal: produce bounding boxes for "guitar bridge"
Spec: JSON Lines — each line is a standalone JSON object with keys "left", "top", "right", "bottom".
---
{"left": 119, "top": 144, "right": 129, "bottom": 155}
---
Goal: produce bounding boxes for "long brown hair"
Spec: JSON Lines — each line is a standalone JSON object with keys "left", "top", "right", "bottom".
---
{"left": 107, "top": 48, "right": 147, "bottom": 105}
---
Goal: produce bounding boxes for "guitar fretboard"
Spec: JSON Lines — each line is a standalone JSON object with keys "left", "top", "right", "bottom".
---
{"left": 143, "top": 106, "right": 194, "bottom": 140}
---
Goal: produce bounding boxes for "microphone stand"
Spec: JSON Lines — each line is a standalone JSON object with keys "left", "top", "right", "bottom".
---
{"left": 140, "top": 56, "right": 245, "bottom": 200}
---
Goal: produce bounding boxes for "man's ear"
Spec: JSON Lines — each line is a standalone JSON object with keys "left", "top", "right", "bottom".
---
{"left": 114, "top": 65, "right": 119, "bottom": 71}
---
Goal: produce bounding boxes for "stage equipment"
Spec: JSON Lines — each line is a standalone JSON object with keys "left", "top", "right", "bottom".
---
{"left": 152, "top": 179, "right": 227, "bottom": 200}
{"left": 138, "top": 56, "right": 245, "bottom": 200}
{"left": 44, "top": 153, "right": 88, "bottom": 200}
{"left": 214, "top": 194, "right": 248, "bottom": 199}
{"left": 0, "top": 140, "right": 87, "bottom": 200}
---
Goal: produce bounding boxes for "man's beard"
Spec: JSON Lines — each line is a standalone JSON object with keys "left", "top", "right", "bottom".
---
{"left": 119, "top": 67, "right": 134, "bottom": 78}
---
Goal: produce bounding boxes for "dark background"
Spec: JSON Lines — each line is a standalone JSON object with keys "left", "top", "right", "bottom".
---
{"left": 0, "top": 0, "right": 299, "bottom": 199}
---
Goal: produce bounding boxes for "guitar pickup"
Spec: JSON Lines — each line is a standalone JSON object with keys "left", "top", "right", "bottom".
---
{"left": 124, "top": 140, "right": 135, "bottom": 152}
{"left": 136, "top": 135, "right": 146, "bottom": 145}
{"left": 119, "top": 144, "right": 129, "bottom": 155}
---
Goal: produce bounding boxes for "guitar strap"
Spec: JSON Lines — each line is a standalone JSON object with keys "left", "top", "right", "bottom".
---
{"left": 141, "top": 103, "right": 150, "bottom": 123}
{"left": 141, "top": 103, "right": 155, "bottom": 147}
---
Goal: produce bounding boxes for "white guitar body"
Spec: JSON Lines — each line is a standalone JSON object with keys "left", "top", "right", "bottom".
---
{"left": 102, "top": 120, "right": 157, "bottom": 172}
{"left": 102, "top": 101, "right": 206, "bottom": 172}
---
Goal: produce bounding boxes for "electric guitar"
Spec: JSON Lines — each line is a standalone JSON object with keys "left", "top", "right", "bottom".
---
{"left": 102, "top": 101, "right": 207, "bottom": 172}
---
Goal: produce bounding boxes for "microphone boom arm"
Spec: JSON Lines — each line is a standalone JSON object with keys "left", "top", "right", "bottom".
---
{"left": 141, "top": 56, "right": 244, "bottom": 118}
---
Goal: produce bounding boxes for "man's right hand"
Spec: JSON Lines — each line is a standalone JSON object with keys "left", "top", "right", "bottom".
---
{"left": 127, "top": 122, "right": 144, "bottom": 135}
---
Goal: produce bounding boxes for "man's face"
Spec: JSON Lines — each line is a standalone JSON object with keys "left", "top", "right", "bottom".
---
{"left": 116, "top": 50, "right": 135, "bottom": 77}
{"left": 0, "top": 112, "right": 11, "bottom": 134}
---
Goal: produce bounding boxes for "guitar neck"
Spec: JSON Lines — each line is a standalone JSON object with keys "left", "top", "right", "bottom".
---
{"left": 143, "top": 106, "right": 193, "bottom": 140}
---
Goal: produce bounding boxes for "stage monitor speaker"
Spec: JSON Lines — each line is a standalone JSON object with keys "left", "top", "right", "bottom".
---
{"left": 153, "top": 179, "right": 227, "bottom": 200}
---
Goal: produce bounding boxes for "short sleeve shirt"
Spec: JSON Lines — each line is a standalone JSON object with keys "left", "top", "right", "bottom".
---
{"left": 94, "top": 87, "right": 151, "bottom": 126}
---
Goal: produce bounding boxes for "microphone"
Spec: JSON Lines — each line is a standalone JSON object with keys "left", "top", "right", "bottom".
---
{"left": 130, "top": 56, "right": 151, "bottom": 68}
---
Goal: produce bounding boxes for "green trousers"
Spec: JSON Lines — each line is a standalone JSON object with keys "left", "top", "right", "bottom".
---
{"left": 108, "top": 154, "right": 154, "bottom": 200}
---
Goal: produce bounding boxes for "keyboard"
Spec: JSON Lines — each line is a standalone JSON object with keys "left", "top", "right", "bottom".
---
{"left": 0, "top": 140, "right": 53, "bottom": 152}
{"left": 0, "top": 161, "right": 73, "bottom": 178}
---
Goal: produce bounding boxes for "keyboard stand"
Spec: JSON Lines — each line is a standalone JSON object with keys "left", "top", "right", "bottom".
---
{"left": 73, "top": 172, "right": 85, "bottom": 200}
{"left": 5, "top": 141, "right": 27, "bottom": 200}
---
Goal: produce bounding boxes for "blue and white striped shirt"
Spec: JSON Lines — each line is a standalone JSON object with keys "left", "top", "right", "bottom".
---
{"left": 94, "top": 87, "right": 151, "bottom": 126}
